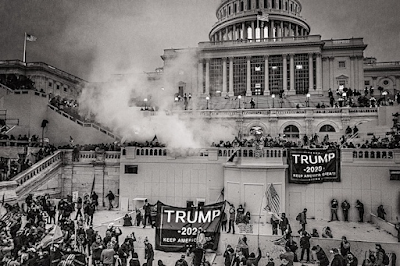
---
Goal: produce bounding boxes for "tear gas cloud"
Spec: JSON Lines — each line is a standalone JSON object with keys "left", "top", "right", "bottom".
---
{"left": 78, "top": 50, "right": 237, "bottom": 149}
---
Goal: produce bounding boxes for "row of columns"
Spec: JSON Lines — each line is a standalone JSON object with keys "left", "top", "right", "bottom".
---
{"left": 211, "top": 19, "right": 308, "bottom": 42}
{"left": 198, "top": 53, "right": 322, "bottom": 96}
{"left": 324, "top": 56, "right": 363, "bottom": 91}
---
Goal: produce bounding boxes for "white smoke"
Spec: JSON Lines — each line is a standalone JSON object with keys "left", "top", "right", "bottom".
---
{"left": 78, "top": 50, "right": 236, "bottom": 149}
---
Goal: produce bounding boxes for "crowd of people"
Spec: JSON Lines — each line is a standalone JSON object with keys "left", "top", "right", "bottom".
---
{"left": 0, "top": 74, "right": 35, "bottom": 91}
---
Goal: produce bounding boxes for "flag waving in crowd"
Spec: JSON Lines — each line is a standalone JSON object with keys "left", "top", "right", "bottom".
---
{"left": 265, "top": 184, "right": 280, "bottom": 214}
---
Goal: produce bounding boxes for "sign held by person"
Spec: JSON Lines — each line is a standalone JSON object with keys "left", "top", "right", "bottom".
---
{"left": 155, "top": 201, "right": 225, "bottom": 252}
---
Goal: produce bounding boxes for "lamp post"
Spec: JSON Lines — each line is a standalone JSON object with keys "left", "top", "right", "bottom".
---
{"left": 382, "top": 91, "right": 388, "bottom": 105}
{"left": 255, "top": 88, "right": 261, "bottom": 108}
{"left": 272, "top": 94, "right": 275, "bottom": 108}
{"left": 238, "top": 95, "right": 242, "bottom": 109}
{"left": 306, "top": 93, "right": 310, "bottom": 107}
{"left": 144, "top": 98, "right": 148, "bottom": 110}
{"left": 206, "top": 96, "right": 210, "bottom": 110}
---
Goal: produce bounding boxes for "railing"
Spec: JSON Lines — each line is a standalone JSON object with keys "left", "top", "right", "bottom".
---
{"left": 136, "top": 148, "right": 168, "bottom": 157}
{"left": 0, "top": 60, "right": 86, "bottom": 83}
{"left": 199, "top": 35, "right": 321, "bottom": 48}
{"left": 352, "top": 149, "right": 394, "bottom": 160}
{"left": 218, "top": 147, "right": 285, "bottom": 158}
{"left": 48, "top": 104, "right": 119, "bottom": 139}
{"left": 324, "top": 38, "right": 365, "bottom": 47}
{"left": 364, "top": 61, "right": 400, "bottom": 67}
{"left": 214, "top": 8, "right": 305, "bottom": 24}
{"left": 12, "top": 150, "right": 63, "bottom": 186}
{"left": 77, "top": 151, "right": 121, "bottom": 163}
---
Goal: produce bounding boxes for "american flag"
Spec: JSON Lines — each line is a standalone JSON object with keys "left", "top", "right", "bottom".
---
{"left": 265, "top": 184, "right": 280, "bottom": 213}
{"left": 26, "top": 34, "right": 37, "bottom": 42}
{"left": 257, "top": 11, "right": 269, "bottom": 22}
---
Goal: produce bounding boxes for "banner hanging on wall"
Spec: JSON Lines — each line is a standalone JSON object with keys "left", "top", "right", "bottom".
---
{"left": 287, "top": 148, "right": 341, "bottom": 184}
{"left": 155, "top": 201, "right": 225, "bottom": 252}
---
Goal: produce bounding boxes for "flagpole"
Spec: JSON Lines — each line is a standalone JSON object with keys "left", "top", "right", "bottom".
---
{"left": 257, "top": 185, "right": 267, "bottom": 248}
{"left": 23, "top": 32, "right": 27, "bottom": 63}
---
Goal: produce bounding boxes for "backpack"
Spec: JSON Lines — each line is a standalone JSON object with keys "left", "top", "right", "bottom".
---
{"left": 383, "top": 253, "right": 390, "bottom": 265}
{"left": 296, "top": 213, "right": 301, "bottom": 221}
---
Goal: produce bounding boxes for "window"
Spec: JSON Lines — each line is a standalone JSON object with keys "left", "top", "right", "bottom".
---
{"left": 56, "top": 85, "right": 60, "bottom": 90}
{"left": 320, "top": 125, "right": 336, "bottom": 132}
{"left": 247, "top": 0, "right": 251, "bottom": 10}
{"left": 234, "top": 3, "right": 237, "bottom": 12}
{"left": 63, "top": 87, "right": 67, "bottom": 92}
{"left": 283, "top": 125, "right": 299, "bottom": 138}
{"left": 339, "top": 61, "right": 346, "bottom": 68}
{"left": 338, "top": 80, "right": 346, "bottom": 86}
{"left": 383, "top": 80, "right": 389, "bottom": 85}
{"left": 285, "top": 1, "right": 288, "bottom": 10}
{"left": 272, "top": 0, "right": 276, "bottom": 8}
{"left": 279, "top": 0, "right": 282, "bottom": 9}
{"left": 124, "top": 165, "right": 138, "bottom": 174}
{"left": 240, "top": 1, "right": 244, "bottom": 11}
{"left": 256, "top": 0, "right": 259, "bottom": 9}
{"left": 251, "top": 56, "right": 265, "bottom": 95}
{"left": 48, "top": 82, "right": 52, "bottom": 87}
{"left": 233, "top": 57, "right": 247, "bottom": 96}
{"left": 210, "top": 59, "right": 223, "bottom": 96}
{"left": 294, "top": 54, "right": 309, "bottom": 95}
{"left": 228, "top": 6, "right": 231, "bottom": 15}
{"left": 364, "top": 80, "right": 370, "bottom": 86}
{"left": 269, "top": 55, "right": 283, "bottom": 95}
{"left": 264, "top": 0, "right": 268, "bottom": 8}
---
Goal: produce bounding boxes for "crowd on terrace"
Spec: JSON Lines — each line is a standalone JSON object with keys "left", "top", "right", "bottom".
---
{"left": 0, "top": 192, "right": 396, "bottom": 266}
{"left": 0, "top": 74, "right": 35, "bottom": 91}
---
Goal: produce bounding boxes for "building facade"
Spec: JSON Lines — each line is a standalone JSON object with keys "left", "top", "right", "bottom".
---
{"left": 162, "top": 0, "right": 400, "bottom": 100}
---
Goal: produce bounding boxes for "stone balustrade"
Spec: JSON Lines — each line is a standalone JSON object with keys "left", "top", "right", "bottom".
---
{"left": 12, "top": 150, "right": 63, "bottom": 186}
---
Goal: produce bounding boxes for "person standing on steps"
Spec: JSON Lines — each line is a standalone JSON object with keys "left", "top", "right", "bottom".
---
{"left": 105, "top": 191, "right": 115, "bottom": 210}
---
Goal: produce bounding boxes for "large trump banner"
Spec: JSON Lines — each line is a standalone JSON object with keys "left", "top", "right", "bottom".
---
{"left": 155, "top": 201, "right": 225, "bottom": 252}
{"left": 288, "top": 148, "right": 341, "bottom": 184}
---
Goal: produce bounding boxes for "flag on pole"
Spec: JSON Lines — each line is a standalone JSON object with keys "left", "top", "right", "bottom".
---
{"left": 227, "top": 148, "right": 240, "bottom": 162}
{"left": 265, "top": 184, "right": 280, "bottom": 213}
{"left": 257, "top": 11, "right": 269, "bottom": 22}
{"left": 40, "top": 225, "right": 63, "bottom": 247}
{"left": 90, "top": 176, "right": 95, "bottom": 194}
{"left": 26, "top": 34, "right": 37, "bottom": 42}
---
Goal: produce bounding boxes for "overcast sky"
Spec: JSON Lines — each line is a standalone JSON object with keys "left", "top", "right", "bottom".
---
{"left": 0, "top": 0, "right": 399, "bottom": 82}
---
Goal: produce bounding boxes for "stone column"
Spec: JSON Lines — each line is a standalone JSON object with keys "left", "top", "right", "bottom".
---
{"left": 260, "top": 22, "right": 264, "bottom": 41}
{"left": 395, "top": 76, "right": 400, "bottom": 92}
{"left": 222, "top": 57, "right": 227, "bottom": 95}
{"left": 219, "top": 30, "right": 222, "bottom": 41}
{"left": 372, "top": 77, "right": 377, "bottom": 89}
{"left": 329, "top": 57, "right": 334, "bottom": 89}
{"left": 264, "top": 55, "right": 270, "bottom": 95}
{"left": 295, "top": 24, "right": 299, "bottom": 36}
{"left": 269, "top": 20, "right": 274, "bottom": 38}
{"left": 197, "top": 60, "right": 204, "bottom": 95}
{"left": 350, "top": 56, "right": 355, "bottom": 90}
{"left": 242, "top": 22, "right": 247, "bottom": 40}
{"left": 316, "top": 53, "right": 322, "bottom": 92}
{"left": 280, "top": 21, "right": 284, "bottom": 37}
{"left": 290, "top": 54, "right": 295, "bottom": 92}
{"left": 246, "top": 56, "right": 252, "bottom": 96}
{"left": 283, "top": 54, "right": 288, "bottom": 92}
{"left": 308, "top": 53, "right": 314, "bottom": 92}
{"left": 354, "top": 56, "right": 359, "bottom": 91}
{"left": 205, "top": 59, "right": 210, "bottom": 95}
{"left": 229, "top": 57, "right": 234, "bottom": 96}
{"left": 358, "top": 56, "right": 364, "bottom": 92}
{"left": 233, "top": 24, "right": 236, "bottom": 40}
{"left": 251, "top": 21, "right": 255, "bottom": 41}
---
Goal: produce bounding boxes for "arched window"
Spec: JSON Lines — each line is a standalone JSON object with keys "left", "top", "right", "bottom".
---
{"left": 264, "top": 0, "right": 268, "bottom": 8}
{"left": 240, "top": 1, "right": 244, "bottom": 11}
{"left": 279, "top": 0, "right": 282, "bottom": 9}
{"left": 319, "top": 125, "right": 336, "bottom": 132}
{"left": 247, "top": 0, "right": 251, "bottom": 10}
{"left": 283, "top": 125, "right": 299, "bottom": 138}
